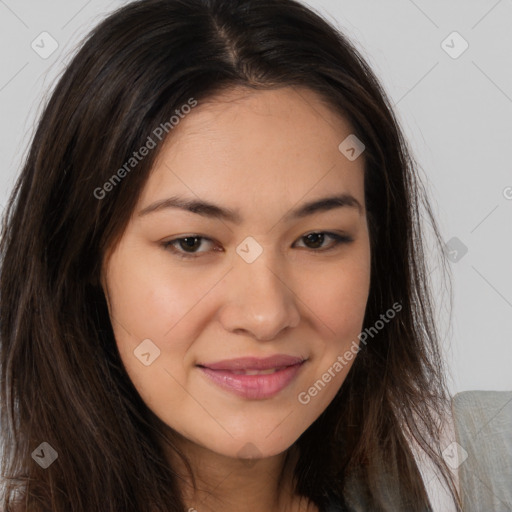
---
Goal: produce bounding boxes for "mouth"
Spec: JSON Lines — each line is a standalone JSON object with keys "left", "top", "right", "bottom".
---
{"left": 223, "top": 367, "right": 288, "bottom": 375}
{"left": 196, "top": 356, "right": 307, "bottom": 400}
{"left": 197, "top": 354, "right": 306, "bottom": 371}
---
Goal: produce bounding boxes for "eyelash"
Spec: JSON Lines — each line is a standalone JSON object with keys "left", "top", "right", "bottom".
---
{"left": 161, "top": 232, "right": 353, "bottom": 260}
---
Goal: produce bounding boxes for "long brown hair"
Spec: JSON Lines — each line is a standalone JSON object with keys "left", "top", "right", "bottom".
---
{"left": 1, "top": 0, "right": 459, "bottom": 510}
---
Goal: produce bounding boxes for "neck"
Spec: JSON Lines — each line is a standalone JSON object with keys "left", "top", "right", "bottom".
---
{"left": 162, "top": 433, "right": 314, "bottom": 512}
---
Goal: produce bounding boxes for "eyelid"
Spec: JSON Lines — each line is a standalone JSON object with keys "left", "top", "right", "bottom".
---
{"left": 293, "top": 232, "right": 353, "bottom": 249}
{"left": 161, "top": 231, "right": 353, "bottom": 260}
{"left": 162, "top": 235, "right": 218, "bottom": 259}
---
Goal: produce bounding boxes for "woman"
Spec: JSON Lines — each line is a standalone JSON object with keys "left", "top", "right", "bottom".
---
{"left": 0, "top": 0, "right": 461, "bottom": 510}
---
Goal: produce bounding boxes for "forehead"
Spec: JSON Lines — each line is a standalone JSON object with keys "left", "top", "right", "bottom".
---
{"left": 137, "top": 86, "right": 365, "bottom": 216}
{"left": 160, "top": 86, "right": 355, "bottom": 159}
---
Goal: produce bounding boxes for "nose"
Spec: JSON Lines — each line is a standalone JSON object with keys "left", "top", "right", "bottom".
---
{"left": 218, "top": 249, "right": 301, "bottom": 341}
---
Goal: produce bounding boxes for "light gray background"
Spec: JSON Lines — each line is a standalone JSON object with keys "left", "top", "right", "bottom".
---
{"left": 0, "top": 0, "right": 511, "bottom": 394}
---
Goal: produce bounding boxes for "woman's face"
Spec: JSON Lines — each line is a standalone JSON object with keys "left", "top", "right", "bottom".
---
{"left": 101, "top": 86, "right": 371, "bottom": 461}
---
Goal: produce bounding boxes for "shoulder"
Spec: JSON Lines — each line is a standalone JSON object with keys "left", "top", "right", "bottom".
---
{"left": 451, "top": 390, "right": 512, "bottom": 511}
{"left": 323, "top": 391, "right": 512, "bottom": 511}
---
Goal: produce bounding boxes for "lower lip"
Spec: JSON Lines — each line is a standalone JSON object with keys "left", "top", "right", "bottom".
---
{"left": 198, "top": 362, "right": 305, "bottom": 400}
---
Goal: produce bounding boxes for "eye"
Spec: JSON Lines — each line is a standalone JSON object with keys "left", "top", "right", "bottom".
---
{"left": 161, "top": 231, "right": 353, "bottom": 260}
{"left": 293, "top": 232, "right": 353, "bottom": 251}
{"left": 161, "top": 235, "right": 219, "bottom": 259}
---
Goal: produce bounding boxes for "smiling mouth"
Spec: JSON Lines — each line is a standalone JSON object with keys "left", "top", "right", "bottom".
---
{"left": 196, "top": 361, "right": 306, "bottom": 400}
{"left": 207, "top": 366, "right": 288, "bottom": 375}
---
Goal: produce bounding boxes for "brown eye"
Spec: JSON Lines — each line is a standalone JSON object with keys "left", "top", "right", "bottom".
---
{"left": 162, "top": 236, "right": 218, "bottom": 259}
{"left": 303, "top": 232, "right": 325, "bottom": 249}
{"left": 161, "top": 231, "right": 352, "bottom": 261}
{"left": 295, "top": 232, "right": 353, "bottom": 251}
{"left": 178, "top": 237, "right": 202, "bottom": 252}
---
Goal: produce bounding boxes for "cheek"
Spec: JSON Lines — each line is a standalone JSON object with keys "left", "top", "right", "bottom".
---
{"left": 102, "top": 248, "right": 199, "bottom": 397}
{"left": 104, "top": 246, "right": 213, "bottom": 344}
{"left": 105, "top": 256, "right": 198, "bottom": 415}
{"left": 292, "top": 257, "right": 370, "bottom": 414}
{"left": 319, "top": 267, "right": 369, "bottom": 335}
{"left": 300, "top": 250, "right": 371, "bottom": 342}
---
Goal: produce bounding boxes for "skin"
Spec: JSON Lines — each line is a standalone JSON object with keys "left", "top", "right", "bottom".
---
{"left": 101, "top": 86, "right": 371, "bottom": 512}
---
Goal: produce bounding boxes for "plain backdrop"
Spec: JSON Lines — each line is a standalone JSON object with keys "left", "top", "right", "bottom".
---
{"left": 0, "top": 0, "right": 511, "bottom": 394}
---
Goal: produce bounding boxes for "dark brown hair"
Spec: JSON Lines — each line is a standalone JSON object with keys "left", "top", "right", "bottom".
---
{"left": 1, "top": 0, "right": 459, "bottom": 510}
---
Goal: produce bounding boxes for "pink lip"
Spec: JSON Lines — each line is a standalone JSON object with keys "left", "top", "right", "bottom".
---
{"left": 197, "top": 355, "right": 306, "bottom": 400}
{"left": 199, "top": 354, "right": 305, "bottom": 371}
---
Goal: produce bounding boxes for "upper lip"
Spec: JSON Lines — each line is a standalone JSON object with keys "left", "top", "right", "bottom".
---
{"left": 198, "top": 354, "right": 306, "bottom": 371}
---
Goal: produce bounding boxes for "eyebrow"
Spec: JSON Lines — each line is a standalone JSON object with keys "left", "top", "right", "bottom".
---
{"left": 138, "top": 193, "right": 363, "bottom": 223}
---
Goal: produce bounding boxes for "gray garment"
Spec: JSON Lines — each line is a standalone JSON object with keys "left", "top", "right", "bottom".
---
{"left": 323, "top": 391, "right": 512, "bottom": 511}
{"left": 452, "top": 390, "right": 512, "bottom": 511}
